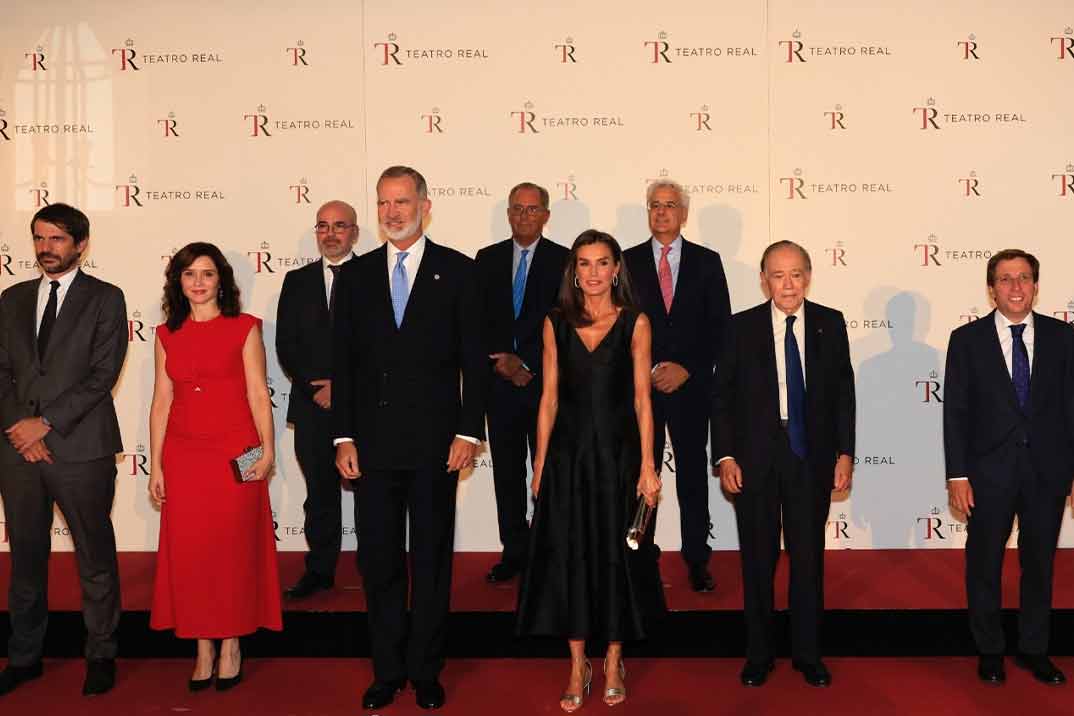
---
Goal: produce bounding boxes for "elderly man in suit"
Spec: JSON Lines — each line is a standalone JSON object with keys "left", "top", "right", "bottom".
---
{"left": 624, "top": 179, "right": 731, "bottom": 593}
{"left": 476, "top": 182, "right": 568, "bottom": 583}
{"left": 276, "top": 200, "right": 359, "bottom": 600}
{"left": 333, "top": 166, "right": 486, "bottom": 711}
{"left": 0, "top": 203, "right": 128, "bottom": 697}
{"left": 944, "top": 249, "right": 1074, "bottom": 686}
{"left": 713, "top": 240, "right": 855, "bottom": 688}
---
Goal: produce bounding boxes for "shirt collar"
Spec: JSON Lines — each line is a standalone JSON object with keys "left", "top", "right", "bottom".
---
{"left": 651, "top": 235, "right": 683, "bottom": 256}
{"left": 771, "top": 299, "right": 805, "bottom": 326}
{"left": 995, "top": 309, "right": 1034, "bottom": 331}
{"left": 387, "top": 235, "right": 426, "bottom": 263}
{"left": 323, "top": 253, "right": 354, "bottom": 269}
{"left": 40, "top": 266, "right": 80, "bottom": 291}
{"left": 513, "top": 237, "right": 540, "bottom": 255}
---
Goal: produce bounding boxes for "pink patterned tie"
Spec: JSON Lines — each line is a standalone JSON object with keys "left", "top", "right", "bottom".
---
{"left": 658, "top": 244, "right": 674, "bottom": 313}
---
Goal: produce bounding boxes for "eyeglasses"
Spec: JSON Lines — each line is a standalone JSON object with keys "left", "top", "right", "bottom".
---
{"left": 648, "top": 201, "right": 680, "bottom": 211}
{"left": 314, "top": 222, "right": 356, "bottom": 234}
{"left": 995, "top": 273, "right": 1034, "bottom": 287}
{"left": 508, "top": 205, "right": 546, "bottom": 217}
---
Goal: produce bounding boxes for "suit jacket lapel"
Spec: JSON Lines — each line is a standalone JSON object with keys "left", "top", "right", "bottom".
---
{"left": 982, "top": 310, "right": 1022, "bottom": 413}
{"left": 400, "top": 240, "right": 437, "bottom": 331}
{"left": 760, "top": 302, "right": 779, "bottom": 414}
{"left": 371, "top": 244, "right": 396, "bottom": 333}
{"left": 1029, "top": 311, "right": 1046, "bottom": 409}
{"left": 519, "top": 238, "right": 545, "bottom": 316}
{"left": 669, "top": 239, "right": 695, "bottom": 316}
{"left": 636, "top": 238, "right": 664, "bottom": 313}
{"left": 43, "top": 271, "right": 89, "bottom": 363}
{"left": 20, "top": 281, "right": 39, "bottom": 365}
{"left": 804, "top": 301, "right": 823, "bottom": 406}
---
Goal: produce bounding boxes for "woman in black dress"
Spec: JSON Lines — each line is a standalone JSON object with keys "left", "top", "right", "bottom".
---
{"left": 517, "top": 230, "right": 665, "bottom": 711}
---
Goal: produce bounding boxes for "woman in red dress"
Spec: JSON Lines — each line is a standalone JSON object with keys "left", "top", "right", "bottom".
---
{"left": 148, "top": 242, "right": 281, "bottom": 691}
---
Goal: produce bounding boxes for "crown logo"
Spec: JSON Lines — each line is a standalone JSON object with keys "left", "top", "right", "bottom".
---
{"left": 836, "top": 240, "right": 844, "bottom": 247}
{"left": 257, "top": 104, "right": 266, "bottom": 113}
{"left": 930, "top": 506, "right": 941, "bottom": 515}
{"left": 431, "top": 106, "right": 440, "bottom": 114}
{"left": 970, "top": 306, "right": 978, "bottom": 313}
{"left": 793, "top": 167, "right": 802, "bottom": 176}
{"left": 968, "top": 33, "right": 976, "bottom": 41}
{"left": 132, "top": 309, "right": 142, "bottom": 318}
{"left": 128, "top": 173, "right": 138, "bottom": 184}
{"left": 1065, "top": 27, "right": 1073, "bottom": 35}
{"left": 0, "top": 108, "right": 6, "bottom": 117}
{"left": 40, "top": 181, "right": 47, "bottom": 188}
{"left": 927, "top": 97, "right": 935, "bottom": 106}
{"left": 260, "top": 241, "right": 270, "bottom": 250}
{"left": 565, "top": 36, "right": 574, "bottom": 44}
{"left": 388, "top": 32, "right": 397, "bottom": 41}
{"left": 524, "top": 100, "right": 534, "bottom": 110}
{"left": 300, "top": 177, "right": 307, "bottom": 185}
{"left": 835, "top": 103, "right": 843, "bottom": 110}
{"left": 838, "top": 513, "right": 846, "bottom": 520}
{"left": 929, "top": 370, "right": 938, "bottom": 379}
{"left": 658, "top": 31, "right": 668, "bottom": 40}
{"left": 659, "top": 168, "right": 669, "bottom": 177}
{"left": 36, "top": 46, "right": 44, "bottom": 53}
{"left": 0, "top": 244, "right": 9, "bottom": 252}
{"left": 125, "top": 39, "right": 134, "bottom": 47}
{"left": 792, "top": 29, "right": 802, "bottom": 39}
{"left": 1067, "top": 299, "right": 1074, "bottom": 309}
{"left": 567, "top": 173, "right": 575, "bottom": 182}
{"left": 1066, "top": 162, "right": 1074, "bottom": 173}
{"left": 969, "top": 170, "right": 976, "bottom": 177}
{"left": 297, "top": 40, "right": 304, "bottom": 47}
{"left": 136, "top": 443, "right": 145, "bottom": 452}
{"left": 928, "top": 233, "right": 938, "bottom": 242}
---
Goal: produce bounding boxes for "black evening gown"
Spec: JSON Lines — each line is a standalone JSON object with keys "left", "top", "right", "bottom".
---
{"left": 517, "top": 308, "right": 666, "bottom": 641}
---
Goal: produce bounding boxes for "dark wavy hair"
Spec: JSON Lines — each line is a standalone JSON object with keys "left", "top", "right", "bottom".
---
{"left": 162, "top": 242, "right": 241, "bottom": 331}
{"left": 556, "top": 229, "right": 636, "bottom": 328}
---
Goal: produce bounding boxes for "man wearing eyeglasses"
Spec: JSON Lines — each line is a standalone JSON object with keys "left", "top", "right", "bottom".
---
{"left": 624, "top": 179, "right": 731, "bottom": 593}
{"left": 275, "top": 200, "right": 359, "bottom": 600}
{"left": 944, "top": 249, "right": 1074, "bottom": 687}
{"left": 475, "top": 182, "right": 568, "bottom": 583}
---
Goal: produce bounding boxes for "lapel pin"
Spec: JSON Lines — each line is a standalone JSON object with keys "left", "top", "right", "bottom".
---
{"left": 434, "top": 274, "right": 441, "bottom": 280}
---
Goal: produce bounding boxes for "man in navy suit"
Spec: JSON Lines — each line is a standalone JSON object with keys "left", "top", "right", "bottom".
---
{"left": 944, "top": 249, "right": 1074, "bottom": 686}
{"left": 333, "top": 166, "right": 486, "bottom": 711}
{"left": 476, "top": 182, "right": 568, "bottom": 583}
{"left": 624, "top": 179, "right": 730, "bottom": 592}
{"left": 276, "top": 200, "right": 359, "bottom": 599}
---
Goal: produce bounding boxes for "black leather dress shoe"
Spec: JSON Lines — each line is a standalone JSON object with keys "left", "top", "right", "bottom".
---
{"left": 485, "top": 561, "right": 522, "bottom": 583}
{"left": 413, "top": 679, "right": 446, "bottom": 710}
{"left": 362, "top": 679, "right": 404, "bottom": 709}
{"left": 978, "top": 655, "right": 1006, "bottom": 685}
{"left": 793, "top": 660, "right": 832, "bottom": 687}
{"left": 0, "top": 662, "right": 43, "bottom": 695}
{"left": 1014, "top": 653, "right": 1066, "bottom": 685}
{"left": 83, "top": 658, "right": 116, "bottom": 696}
{"left": 284, "top": 572, "right": 334, "bottom": 600}
{"left": 740, "top": 660, "right": 774, "bottom": 686}
{"left": 688, "top": 564, "right": 715, "bottom": 593}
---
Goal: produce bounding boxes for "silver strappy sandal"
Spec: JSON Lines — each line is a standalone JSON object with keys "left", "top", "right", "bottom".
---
{"left": 604, "top": 657, "right": 626, "bottom": 706}
{"left": 560, "top": 659, "right": 592, "bottom": 713}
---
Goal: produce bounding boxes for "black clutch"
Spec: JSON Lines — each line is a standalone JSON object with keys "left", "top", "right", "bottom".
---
{"left": 230, "top": 445, "right": 263, "bottom": 482}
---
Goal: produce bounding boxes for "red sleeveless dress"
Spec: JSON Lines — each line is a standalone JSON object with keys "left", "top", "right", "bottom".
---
{"left": 150, "top": 313, "right": 282, "bottom": 637}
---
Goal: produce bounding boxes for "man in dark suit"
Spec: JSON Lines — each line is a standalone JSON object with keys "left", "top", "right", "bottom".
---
{"left": 713, "top": 240, "right": 854, "bottom": 688}
{"left": 475, "top": 182, "right": 568, "bottom": 583}
{"left": 276, "top": 200, "right": 359, "bottom": 599}
{"left": 944, "top": 249, "right": 1074, "bottom": 686}
{"left": 333, "top": 166, "right": 485, "bottom": 711}
{"left": 0, "top": 203, "right": 128, "bottom": 697}
{"left": 624, "top": 179, "right": 730, "bottom": 593}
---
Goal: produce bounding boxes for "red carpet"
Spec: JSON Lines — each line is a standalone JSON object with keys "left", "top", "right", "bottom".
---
{"left": 2, "top": 657, "right": 1072, "bottom": 715}
{"left": 3, "top": 550, "right": 1074, "bottom": 612}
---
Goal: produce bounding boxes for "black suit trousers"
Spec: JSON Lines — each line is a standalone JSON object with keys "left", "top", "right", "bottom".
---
{"left": 355, "top": 467, "right": 458, "bottom": 683}
{"left": 293, "top": 409, "right": 343, "bottom": 578}
{"left": 486, "top": 381, "right": 538, "bottom": 565}
{"left": 652, "top": 388, "right": 712, "bottom": 567}
{"left": 734, "top": 432, "right": 830, "bottom": 664}
{"left": 965, "top": 446, "right": 1067, "bottom": 655}
{"left": 0, "top": 456, "right": 120, "bottom": 664}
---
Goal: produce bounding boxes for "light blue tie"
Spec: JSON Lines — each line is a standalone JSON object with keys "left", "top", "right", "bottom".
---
{"left": 512, "top": 248, "right": 530, "bottom": 319}
{"left": 391, "top": 251, "right": 409, "bottom": 327}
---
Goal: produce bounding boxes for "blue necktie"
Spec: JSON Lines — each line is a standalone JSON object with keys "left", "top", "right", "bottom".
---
{"left": 512, "top": 248, "right": 529, "bottom": 319}
{"left": 1011, "top": 323, "right": 1030, "bottom": 411}
{"left": 391, "top": 251, "right": 409, "bottom": 328}
{"left": 785, "top": 315, "right": 808, "bottom": 460}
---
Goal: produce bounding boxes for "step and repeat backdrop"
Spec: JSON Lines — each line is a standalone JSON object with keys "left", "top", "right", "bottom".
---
{"left": 1, "top": 1, "right": 1073, "bottom": 553}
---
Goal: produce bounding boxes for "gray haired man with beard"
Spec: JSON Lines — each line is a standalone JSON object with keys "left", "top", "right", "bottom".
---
{"left": 0, "top": 203, "right": 128, "bottom": 697}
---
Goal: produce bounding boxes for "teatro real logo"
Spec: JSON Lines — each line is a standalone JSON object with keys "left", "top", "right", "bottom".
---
{"left": 128, "top": 310, "right": 152, "bottom": 342}
{"left": 915, "top": 372, "right": 943, "bottom": 403}
{"left": 958, "top": 34, "right": 980, "bottom": 60}
{"left": 825, "top": 242, "right": 848, "bottom": 267}
{"left": 557, "top": 175, "right": 579, "bottom": 201}
{"left": 690, "top": 105, "right": 712, "bottom": 131}
{"left": 913, "top": 233, "right": 993, "bottom": 267}
{"left": 421, "top": 108, "right": 444, "bottom": 134}
{"left": 778, "top": 29, "right": 891, "bottom": 63}
{"left": 290, "top": 178, "right": 311, "bottom": 204}
{"left": 959, "top": 170, "right": 980, "bottom": 197}
{"left": 1051, "top": 27, "right": 1074, "bottom": 60}
{"left": 645, "top": 30, "right": 758, "bottom": 63}
{"left": 248, "top": 241, "right": 316, "bottom": 274}
{"left": 25, "top": 46, "right": 46, "bottom": 71}
{"left": 287, "top": 41, "right": 309, "bottom": 67}
{"left": 0, "top": 108, "right": 9, "bottom": 141}
{"left": 426, "top": 181, "right": 491, "bottom": 199}
{"left": 511, "top": 100, "right": 624, "bottom": 134}
{"left": 111, "top": 38, "right": 223, "bottom": 71}
{"left": 373, "top": 33, "right": 489, "bottom": 66}
{"left": 1053, "top": 163, "right": 1074, "bottom": 196}
{"left": 0, "top": 243, "right": 14, "bottom": 276}
{"left": 30, "top": 182, "right": 50, "bottom": 208}
{"left": 646, "top": 168, "right": 759, "bottom": 197}
{"left": 1053, "top": 300, "right": 1074, "bottom": 323}
{"left": 244, "top": 104, "right": 354, "bottom": 138}
{"left": 158, "top": 112, "right": 179, "bottom": 138}
{"left": 779, "top": 168, "right": 892, "bottom": 199}
{"left": 115, "top": 173, "right": 225, "bottom": 207}
{"left": 1, "top": 105, "right": 94, "bottom": 138}
{"left": 825, "top": 104, "right": 847, "bottom": 130}
{"left": 555, "top": 37, "right": 577, "bottom": 63}
{"left": 913, "top": 97, "right": 1027, "bottom": 130}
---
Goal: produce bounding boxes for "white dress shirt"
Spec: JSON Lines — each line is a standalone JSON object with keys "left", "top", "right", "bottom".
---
{"left": 950, "top": 311, "right": 1035, "bottom": 483}
{"left": 322, "top": 252, "right": 354, "bottom": 306}
{"left": 772, "top": 300, "right": 807, "bottom": 422}
{"left": 512, "top": 237, "right": 538, "bottom": 282}
{"left": 335, "top": 236, "right": 479, "bottom": 447}
{"left": 35, "top": 267, "right": 80, "bottom": 335}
